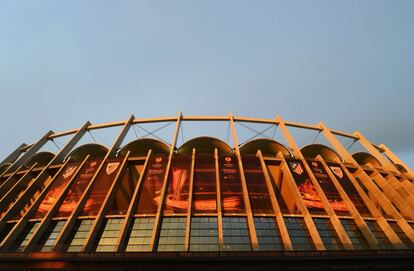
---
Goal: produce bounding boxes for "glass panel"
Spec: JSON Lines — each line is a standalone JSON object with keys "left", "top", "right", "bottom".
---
{"left": 254, "top": 217, "right": 283, "bottom": 251}
{"left": 286, "top": 159, "right": 327, "bottom": 215}
{"left": 220, "top": 155, "right": 245, "bottom": 214}
{"left": 284, "top": 216, "right": 314, "bottom": 251}
{"left": 193, "top": 154, "right": 217, "bottom": 214}
{"left": 107, "top": 162, "right": 143, "bottom": 215}
{"left": 365, "top": 220, "right": 393, "bottom": 249}
{"left": 0, "top": 223, "right": 15, "bottom": 244}
{"left": 312, "top": 218, "right": 343, "bottom": 250}
{"left": 135, "top": 155, "right": 168, "bottom": 215}
{"left": 157, "top": 217, "right": 186, "bottom": 252}
{"left": 327, "top": 163, "right": 371, "bottom": 217}
{"left": 11, "top": 221, "right": 40, "bottom": 252}
{"left": 164, "top": 155, "right": 191, "bottom": 215}
{"left": 9, "top": 170, "right": 57, "bottom": 220}
{"left": 65, "top": 219, "right": 94, "bottom": 252}
{"left": 243, "top": 156, "right": 274, "bottom": 214}
{"left": 33, "top": 163, "right": 80, "bottom": 219}
{"left": 55, "top": 161, "right": 100, "bottom": 218}
{"left": 95, "top": 218, "right": 124, "bottom": 252}
{"left": 307, "top": 161, "right": 349, "bottom": 216}
{"left": 388, "top": 221, "right": 414, "bottom": 249}
{"left": 126, "top": 217, "right": 154, "bottom": 252}
{"left": 222, "top": 217, "right": 251, "bottom": 251}
{"left": 266, "top": 163, "right": 290, "bottom": 214}
{"left": 36, "top": 220, "right": 66, "bottom": 252}
{"left": 0, "top": 171, "right": 39, "bottom": 200}
{"left": 189, "top": 217, "right": 219, "bottom": 251}
{"left": 340, "top": 219, "right": 370, "bottom": 250}
{"left": 80, "top": 159, "right": 123, "bottom": 216}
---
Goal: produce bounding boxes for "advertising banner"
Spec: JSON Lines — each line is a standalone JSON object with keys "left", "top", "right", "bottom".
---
{"left": 327, "top": 163, "right": 371, "bottom": 216}
{"left": 55, "top": 160, "right": 100, "bottom": 218}
{"left": 33, "top": 163, "right": 79, "bottom": 219}
{"left": 286, "top": 159, "right": 326, "bottom": 215}
{"left": 163, "top": 155, "right": 191, "bottom": 214}
{"left": 220, "top": 155, "right": 244, "bottom": 213}
{"left": 80, "top": 159, "right": 123, "bottom": 216}
{"left": 307, "top": 161, "right": 349, "bottom": 216}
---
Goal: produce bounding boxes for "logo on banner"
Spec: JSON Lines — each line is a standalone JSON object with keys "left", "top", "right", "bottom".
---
{"left": 290, "top": 162, "right": 303, "bottom": 175}
{"left": 330, "top": 166, "right": 343, "bottom": 179}
{"left": 106, "top": 162, "right": 120, "bottom": 175}
{"left": 63, "top": 166, "right": 77, "bottom": 179}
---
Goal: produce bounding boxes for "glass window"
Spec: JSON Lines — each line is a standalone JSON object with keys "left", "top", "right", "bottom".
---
{"left": 0, "top": 222, "right": 15, "bottom": 244}
{"left": 136, "top": 155, "right": 168, "bottom": 215}
{"left": 55, "top": 161, "right": 100, "bottom": 218}
{"left": 254, "top": 217, "right": 283, "bottom": 251}
{"left": 193, "top": 154, "right": 217, "bottom": 214}
{"left": 65, "top": 219, "right": 94, "bottom": 252}
{"left": 388, "top": 221, "right": 414, "bottom": 249}
{"left": 265, "top": 163, "right": 290, "bottom": 214}
{"left": 284, "top": 217, "right": 314, "bottom": 251}
{"left": 36, "top": 220, "right": 66, "bottom": 252}
{"left": 95, "top": 218, "right": 123, "bottom": 252}
{"left": 10, "top": 221, "right": 40, "bottom": 252}
{"left": 126, "top": 217, "right": 154, "bottom": 252}
{"left": 286, "top": 159, "right": 326, "bottom": 215}
{"left": 365, "top": 220, "right": 393, "bottom": 249}
{"left": 164, "top": 155, "right": 191, "bottom": 215}
{"left": 189, "top": 217, "right": 219, "bottom": 251}
{"left": 243, "top": 156, "right": 274, "bottom": 214}
{"left": 157, "top": 217, "right": 186, "bottom": 252}
{"left": 10, "top": 170, "right": 57, "bottom": 220}
{"left": 340, "top": 219, "right": 370, "bottom": 250}
{"left": 80, "top": 159, "right": 123, "bottom": 216}
{"left": 222, "top": 217, "right": 251, "bottom": 251}
{"left": 312, "top": 218, "right": 343, "bottom": 250}
{"left": 107, "top": 162, "right": 143, "bottom": 215}
{"left": 220, "top": 156, "right": 245, "bottom": 214}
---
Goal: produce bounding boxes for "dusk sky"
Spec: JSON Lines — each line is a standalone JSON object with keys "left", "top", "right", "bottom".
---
{"left": 0, "top": 1, "right": 413, "bottom": 167}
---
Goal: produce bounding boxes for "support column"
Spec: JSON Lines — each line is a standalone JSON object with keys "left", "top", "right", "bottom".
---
{"left": 214, "top": 148, "right": 224, "bottom": 250}
{"left": 184, "top": 148, "right": 196, "bottom": 251}
{"left": 276, "top": 117, "right": 352, "bottom": 250}
{"left": 54, "top": 115, "right": 135, "bottom": 250}
{"left": 149, "top": 113, "right": 182, "bottom": 251}
{"left": 379, "top": 143, "right": 414, "bottom": 178}
{"left": 83, "top": 152, "right": 131, "bottom": 251}
{"left": 353, "top": 131, "right": 399, "bottom": 173}
{"left": 229, "top": 113, "right": 259, "bottom": 251}
{"left": 257, "top": 150, "right": 293, "bottom": 251}
{"left": 115, "top": 150, "right": 152, "bottom": 252}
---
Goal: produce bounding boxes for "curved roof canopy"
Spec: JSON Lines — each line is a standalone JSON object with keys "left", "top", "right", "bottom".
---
{"left": 240, "top": 138, "right": 291, "bottom": 157}
{"left": 177, "top": 136, "right": 232, "bottom": 154}
{"left": 118, "top": 138, "right": 170, "bottom": 157}
{"left": 352, "top": 152, "right": 382, "bottom": 168}
{"left": 67, "top": 143, "right": 108, "bottom": 162}
{"left": 25, "top": 152, "right": 55, "bottom": 168}
{"left": 301, "top": 144, "right": 342, "bottom": 163}
{"left": 0, "top": 163, "right": 11, "bottom": 175}
{"left": 393, "top": 163, "right": 408, "bottom": 173}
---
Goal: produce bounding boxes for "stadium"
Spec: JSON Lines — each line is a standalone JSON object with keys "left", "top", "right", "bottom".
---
{"left": 0, "top": 114, "right": 413, "bottom": 270}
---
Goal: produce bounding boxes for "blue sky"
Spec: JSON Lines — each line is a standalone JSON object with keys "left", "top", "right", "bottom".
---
{"left": 0, "top": 0, "right": 413, "bottom": 167}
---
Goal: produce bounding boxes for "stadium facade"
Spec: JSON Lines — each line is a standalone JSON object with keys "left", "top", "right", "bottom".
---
{"left": 0, "top": 114, "right": 413, "bottom": 270}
